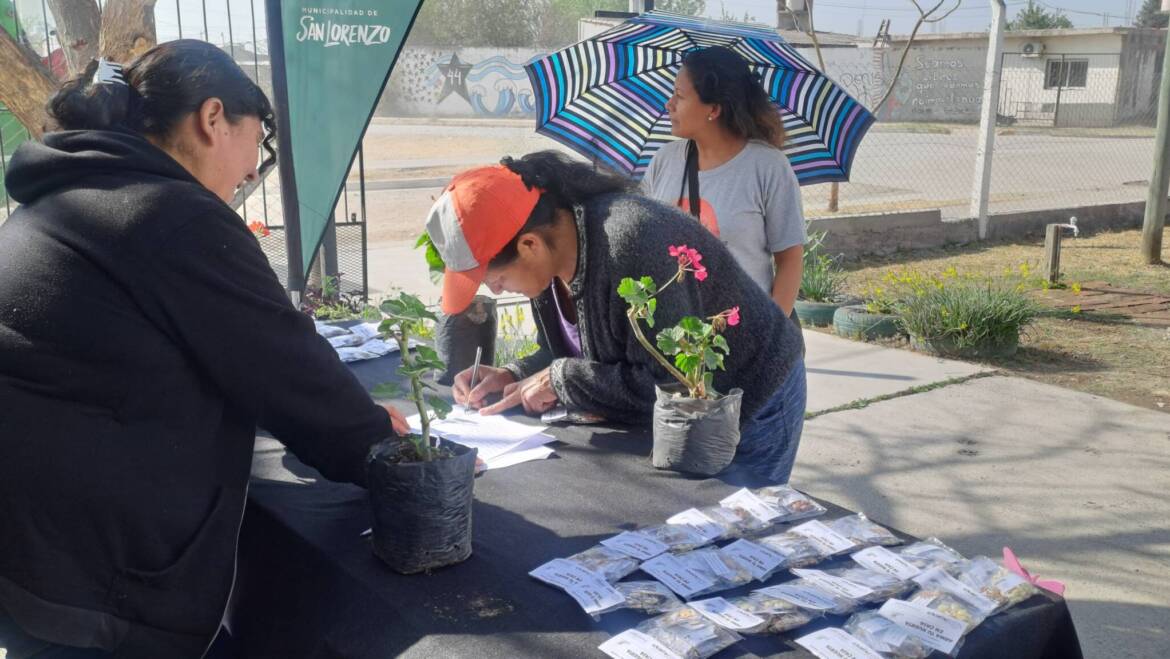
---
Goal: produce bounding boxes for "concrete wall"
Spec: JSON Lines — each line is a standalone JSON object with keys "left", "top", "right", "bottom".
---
{"left": 815, "top": 202, "right": 1150, "bottom": 260}
{"left": 1117, "top": 29, "right": 1166, "bottom": 125}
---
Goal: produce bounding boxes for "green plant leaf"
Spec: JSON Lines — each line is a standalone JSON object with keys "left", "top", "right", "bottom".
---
{"left": 657, "top": 332, "right": 680, "bottom": 355}
{"left": 712, "top": 334, "right": 729, "bottom": 352}
{"left": 426, "top": 395, "right": 452, "bottom": 420}
{"left": 678, "top": 316, "right": 703, "bottom": 334}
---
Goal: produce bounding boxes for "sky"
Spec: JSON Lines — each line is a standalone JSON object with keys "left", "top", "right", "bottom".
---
{"left": 14, "top": 0, "right": 1147, "bottom": 58}
{"left": 709, "top": 0, "right": 1142, "bottom": 36}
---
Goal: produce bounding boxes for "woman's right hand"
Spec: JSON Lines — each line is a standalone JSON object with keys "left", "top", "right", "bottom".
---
{"left": 452, "top": 365, "right": 516, "bottom": 409}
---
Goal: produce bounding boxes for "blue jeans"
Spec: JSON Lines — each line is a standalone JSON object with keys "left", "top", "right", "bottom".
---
{"left": 727, "top": 357, "right": 807, "bottom": 485}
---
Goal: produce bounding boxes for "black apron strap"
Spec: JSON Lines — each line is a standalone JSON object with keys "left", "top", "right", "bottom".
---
{"left": 678, "top": 139, "right": 701, "bottom": 219}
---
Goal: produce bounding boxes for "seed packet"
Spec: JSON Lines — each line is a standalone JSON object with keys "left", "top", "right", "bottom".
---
{"left": 822, "top": 566, "right": 914, "bottom": 602}
{"left": 947, "top": 556, "right": 1038, "bottom": 611}
{"left": 843, "top": 611, "right": 934, "bottom": 659}
{"left": 698, "top": 504, "right": 772, "bottom": 537}
{"left": 615, "top": 581, "right": 685, "bottom": 615}
{"left": 757, "top": 579, "right": 860, "bottom": 616}
{"left": 789, "top": 520, "right": 863, "bottom": 557}
{"left": 635, "top": 607, "right": 742, "bottom": 659}
{"left": 636, "top": 523, "right": 712, "bottom": 553}
{"left": 328, "top": 333, "right": 365, "bottom": 349}
{"left": 314, "top": 321, "right": 350, "bottom": 338}
{"left": 828, "top": 513, "right": 903, "bottom": 548}
{"left": 751, "top": 485, "right": 828, "bottom": 523}
{"left": 720, "top": 539, "right": 790, "bottom": 581}
{"left": 788, "top": 568, "right": 877, "bottom": 615}
{"left": 724, "top": 592, "right": 821, "bottom": 635}
{"left": 666, "top": 508, "right": 738, "bottom": 544}
{"left": 905, "top": 589, "right": 988, "bottom": 634}
{"left": 895, "top": 537, "right": 965, "bottom": 571}
{"left": 566, "top": 545, "right": 640, "bottom": 583}
{"left": 676, "top": 548, "right": 753, "bottom": 597}
{"left": 755, "top": 531, "right": 824, "bottom": 568}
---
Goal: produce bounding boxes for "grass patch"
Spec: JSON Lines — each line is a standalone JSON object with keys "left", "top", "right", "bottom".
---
{"left": 837, "top": 229, "right": 1170, "bottom": 412}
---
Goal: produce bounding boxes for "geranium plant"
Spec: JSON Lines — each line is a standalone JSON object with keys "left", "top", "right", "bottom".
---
{"left": 370, "top": 292, "right": 452, "bottom": 461}
{"left": 618, "top": 245, "right": 740, "bottom": 400}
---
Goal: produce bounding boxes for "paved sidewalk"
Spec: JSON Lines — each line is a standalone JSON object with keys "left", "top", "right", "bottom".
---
{"left": 803, "top": 330, "right": 989, "bottom": 413}
{"left": 793, "top": 374, "right": 1170, "bottom": 659}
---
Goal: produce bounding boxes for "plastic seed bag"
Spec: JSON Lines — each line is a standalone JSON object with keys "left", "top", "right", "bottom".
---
{"left": 667, "top": 507, "right": 740, "bottom": 544}
{"left": 637, "top": 523, "right": 712, "bottom": 553}
{"left": 314, "top": 321, "right": 350, "bottom": 338}
{"left": 328, "top": 333, "right": 365, "bottom": 349}
{"left": 947, "top": 556, "right": 1038, "bottom": 611}
{"left": 635, "top": 607, "right": 742, "bottom": 659}
{"left": 906, "top": 589, "right": 988, "bottom": 634}
{"left": 676, "top": 548, "right": 753, "bottom": 597}
{"left": 758, "top": 578, "right": 861, "bottom": 616}
{"left": 725, "top": 592, "right": 821, "bottom": 635}
{"left": 755, "top": 531, "right": 824, "bottom": 568}
{"left": 566, "top": 545, "right": 640, "bottom": 583}
{"left": 823, "top": 566, "right": 914, "bottom": 602}
{"left": 615, "top": 581, "right": 685, "bottom": 615}
{"left": 700, "top": 504, "right": 772, "bottom": 538}
{"left": 895, "top": 537, "right": 965, "bottom": 570}
{"left": 844, "top": 611, "right": 934, "bottom": 659}
{"left": 752, "top": 485, "right": 827, "bottom": 523}
{"left": 829, "top": 513, "right": 903, "bottom": 548}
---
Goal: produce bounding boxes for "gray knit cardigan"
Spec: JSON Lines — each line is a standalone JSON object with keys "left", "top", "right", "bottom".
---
{"left": 505, "top": 193, "right": 803, "bottom": 424}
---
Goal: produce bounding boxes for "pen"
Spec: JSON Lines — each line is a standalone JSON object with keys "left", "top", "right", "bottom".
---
{"left": 469, "top": 346, "right": 482, "bottom": 394}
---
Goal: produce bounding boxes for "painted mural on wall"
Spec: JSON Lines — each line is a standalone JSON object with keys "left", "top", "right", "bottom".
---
{"left": 381, "top": 47, "right": 545, "bottom": 117}
{"left": 379, "top": 44, "right": 989, "bottom": 123}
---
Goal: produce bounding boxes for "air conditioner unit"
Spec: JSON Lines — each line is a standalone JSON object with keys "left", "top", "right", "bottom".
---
{"left": 1021, "top": 42, "right": 1045, "bottom": 58}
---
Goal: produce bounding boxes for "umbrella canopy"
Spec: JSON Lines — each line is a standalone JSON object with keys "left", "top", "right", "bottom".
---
{"left": 524, "top": 10, "right": 873, "bottom": 185}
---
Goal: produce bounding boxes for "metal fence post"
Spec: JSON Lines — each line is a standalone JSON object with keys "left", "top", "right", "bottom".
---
{"left": 970, "top": 0, "right": 1007, "bottom": 240}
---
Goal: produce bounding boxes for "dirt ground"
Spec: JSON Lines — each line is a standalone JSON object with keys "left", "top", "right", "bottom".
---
{"left": 833, "top": 229, "right": 1170, "bottom": 412}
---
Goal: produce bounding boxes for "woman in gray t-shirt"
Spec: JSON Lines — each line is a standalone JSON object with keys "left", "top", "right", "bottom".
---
{"left": 641, "top": 46, "right": 808, "bottom": 484}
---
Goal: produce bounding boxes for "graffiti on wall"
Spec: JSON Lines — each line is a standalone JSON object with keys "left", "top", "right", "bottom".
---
{"left": 383, "top": 48, "right": 545, "bottom": 117}
{"left": 381, "top": 45, "right": 989, "bottom": 123}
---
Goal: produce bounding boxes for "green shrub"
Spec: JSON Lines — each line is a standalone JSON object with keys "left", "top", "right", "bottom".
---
{"left": 494, "top": 305, "right": 540, "bottom": 366}
{"left": 799, "top": 232, "right": 847, "bottom": 303}
{"left": 893, "top": 270, "right": 1039, "bottom": 349}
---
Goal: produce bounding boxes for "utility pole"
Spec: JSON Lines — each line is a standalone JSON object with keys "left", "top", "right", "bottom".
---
{"left": 1141, "top": 4, "right": 1170, "bottom": 263}
{"left": 970, "top": 0, "right": 1007, "bottom": 239}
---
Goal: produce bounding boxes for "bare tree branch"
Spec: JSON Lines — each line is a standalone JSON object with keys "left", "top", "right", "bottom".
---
{"left": 47, "top": 0, "right": 102, "bottom": 77}
{"left": 872, "top": 0, "right": 963, "bottom": 112}
{"left": 0, "top": 28, "right": 58, "bottom": 138}
{"left": 99, "top": 0, "right": 158, "bottom": 63}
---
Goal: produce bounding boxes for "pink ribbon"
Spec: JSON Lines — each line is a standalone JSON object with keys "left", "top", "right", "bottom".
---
{"left": 1003, "top": 547, "right": 1066, "bottom": 596}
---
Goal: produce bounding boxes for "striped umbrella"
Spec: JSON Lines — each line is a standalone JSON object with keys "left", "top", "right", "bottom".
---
{"left": 524, "top": 10, "right": 874, "bottom": 185}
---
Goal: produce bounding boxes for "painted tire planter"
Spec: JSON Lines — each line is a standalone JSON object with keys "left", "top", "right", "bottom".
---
{"left": 909, "top": 332, "right": 1020, "bottom": 359}
{"left": 832, "top": 305, "right": 902, "bottom": 340}
{"left": 794, "top": 297, "right": 852, "bottom": 327}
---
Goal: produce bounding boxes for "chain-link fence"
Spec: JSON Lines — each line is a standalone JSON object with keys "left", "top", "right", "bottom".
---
{"left": 0, "top": 0, "right": 369, "bottom": 299}
{"left": 1, "top": 2, "right": 1163, "bottom": 304}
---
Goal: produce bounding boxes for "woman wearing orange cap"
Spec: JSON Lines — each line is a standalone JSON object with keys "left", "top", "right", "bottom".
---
{"left": 434, "top": 151, "right": 805, "bottom": 484}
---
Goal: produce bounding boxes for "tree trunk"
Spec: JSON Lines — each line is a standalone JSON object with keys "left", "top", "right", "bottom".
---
{"left": 99, "top": 0, "right": 158, "bottom": 63}
{"left": 0, "top": 29, "right": 58, "bottom": 138}
{"left": 47, "top": 0, "right": 101, "bottom": 78}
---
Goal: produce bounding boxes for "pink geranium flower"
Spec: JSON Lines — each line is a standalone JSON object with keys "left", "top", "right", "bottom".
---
{"left": 727, "top": 306, "right": 741, "bottom": 326}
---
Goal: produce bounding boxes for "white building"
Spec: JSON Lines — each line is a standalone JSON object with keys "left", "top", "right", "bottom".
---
{"left": 891, "top": 27, "right": 1166, "bottom": 127}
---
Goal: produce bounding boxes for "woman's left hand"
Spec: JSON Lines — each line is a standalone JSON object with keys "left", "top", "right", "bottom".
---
{"left": 479, "top": 367, "right": 558, "bottom": 416}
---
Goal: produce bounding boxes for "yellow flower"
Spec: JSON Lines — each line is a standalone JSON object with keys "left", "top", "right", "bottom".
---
{"left": 959, "top": 322, "right": 968, "bottom": 330}
{"left": 1071, "top": 305, "right": 1081, "bottom": 314}
{"left": 1071, "top": 282, "right": 1081, "bottom": 294}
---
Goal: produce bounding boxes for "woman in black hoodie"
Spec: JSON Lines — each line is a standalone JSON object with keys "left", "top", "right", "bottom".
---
{"left": 0, "top": 41, "right": 407, "bottom": 658}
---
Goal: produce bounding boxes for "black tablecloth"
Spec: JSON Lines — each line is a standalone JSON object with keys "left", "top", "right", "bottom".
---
{"left": 231, "top": 355, "right": 1082, "bottom": 659}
